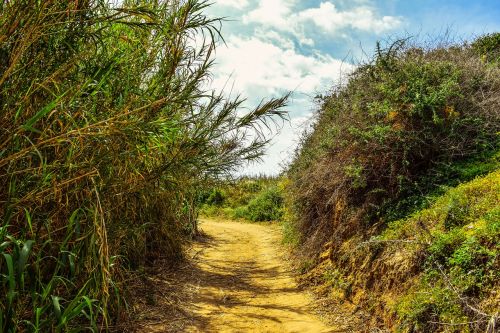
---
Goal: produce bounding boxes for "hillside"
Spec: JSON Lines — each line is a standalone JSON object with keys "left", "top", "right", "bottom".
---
{"left": 298, "top": 169, "right": 499, "bottom": 331}
{"left": 285, "top": 34, "right": 500, "bottom": 332}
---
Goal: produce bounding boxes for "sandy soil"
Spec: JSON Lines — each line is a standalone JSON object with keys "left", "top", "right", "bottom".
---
{"left": 137, "top": 219, "right": 337, "bottom": 333}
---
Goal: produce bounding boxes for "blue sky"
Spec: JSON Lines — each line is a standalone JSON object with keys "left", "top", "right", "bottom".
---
{"left": 205, "top": 0, "right": 500, "bottom": 175}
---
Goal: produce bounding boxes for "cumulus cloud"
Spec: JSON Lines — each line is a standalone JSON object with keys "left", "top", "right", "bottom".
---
{"left": 212, "top": 35, "right": 353, "bottom": 101}
{"left": 242, "top": 0, "right": 295, "bottom": 31}
{"left": 241, "top": 0, "right": 316, "bottom": 46}
{"left": 299, "top": 2, "right": 402, "bottom": 34}
{"left": 256, "top": 28, "right": 295, "bottom": 50}
{"left": 243, "top": 0, "right": 403, "bottom": 44}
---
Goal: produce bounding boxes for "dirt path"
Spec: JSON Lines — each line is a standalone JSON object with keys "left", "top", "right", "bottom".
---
{"left": 139, "top": 219, "right": 336, "bottom": 333}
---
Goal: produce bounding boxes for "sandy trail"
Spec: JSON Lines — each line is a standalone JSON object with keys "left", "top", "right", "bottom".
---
{"left": 141, "top": 219, "right": 335, "bottom": 333}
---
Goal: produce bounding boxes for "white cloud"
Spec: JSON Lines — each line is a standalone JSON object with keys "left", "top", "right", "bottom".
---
{"left": 243, "top": 0, "right": 402, "bottom": 43}
{"left": 216, "top": 0, "right": 249, "bottom": 10}
{"left": 299, "top": 2, "right": 402, "bottom": 34}
{"left": 256, "top": 28, "right": 295, "bottom": 50}
{"left": 212, "top": 35, "right": 353, "bottom": 101}
{"left": 242, "top": 0, "right": 295, "bottom": 31}
{"left": 242, "top": 0, "right": 316, "bottom": 46}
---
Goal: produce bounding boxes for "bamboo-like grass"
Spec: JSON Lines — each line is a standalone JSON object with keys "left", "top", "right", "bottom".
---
{"left": 0, "top": 0, "right": 288, "bottom": 331}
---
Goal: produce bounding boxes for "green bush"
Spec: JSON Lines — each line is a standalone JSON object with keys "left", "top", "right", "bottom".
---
{"left": 245, "top": 186, "right": 284, "bottom": 222}
{"left": 287, "top": 36, "right": 500, "bottom": 253}
{"left": 199, "top": 176, "right": 284, "bottom": 222}
{"left": 232, "top": 206, "right": 249, "bottom": 220}
{"left": 206, "top": 189, "right": 226, "bottom": 206}
{"left": 471, "top": 32, "right": 500, "bottom": 62}
{"left": 397, "top": 284, "right": 467, "bottom": 332}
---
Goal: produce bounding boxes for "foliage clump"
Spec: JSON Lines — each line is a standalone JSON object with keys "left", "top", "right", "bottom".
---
{"left": 239, "top": 186, "right": 284, "bottom": 222}
{"left": 200, "top": 177, "right": 284, "bottom": 222}
{"left": 287, "top": 36, "right": 500, "bottom": 253}
{"left": 471, "top": 32, "right": 500, "bottom": 63}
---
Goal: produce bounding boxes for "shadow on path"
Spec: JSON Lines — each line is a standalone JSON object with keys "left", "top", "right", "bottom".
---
{"left": 127, "top": 219, "right": 343, "bottom": 333}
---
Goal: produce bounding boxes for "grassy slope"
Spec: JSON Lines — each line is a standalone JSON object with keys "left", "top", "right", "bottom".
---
{"left": 299, "top": 169, "right": 498, "bottom": 332}
{"left": 391, "top": 170, "right": 499, "bottom": 331}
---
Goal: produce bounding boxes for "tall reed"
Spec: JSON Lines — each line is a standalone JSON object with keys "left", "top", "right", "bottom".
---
{"left": 0, "top": 0, "right": 287, "bottom": 330}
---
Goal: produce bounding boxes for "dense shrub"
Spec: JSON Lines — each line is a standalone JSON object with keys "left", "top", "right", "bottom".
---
{"left": 206, "top": 189, "right": 226, "bottom": 206}
{"left": 199, "top": 176, "right": 284, "bottom": 222}
{"left": 471, "top": 32, "right": 500, "bottom": 62}
{"left": 287, "top": 37, "right": 500, "bottom": 253}
{"left": 286, "top": 35, "right": 499, "bottom": 332}
{"left": 244, "top": 186, "right": 284, "bottom": 222}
